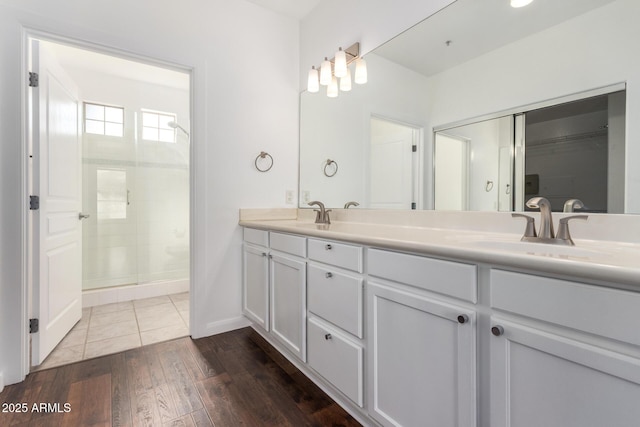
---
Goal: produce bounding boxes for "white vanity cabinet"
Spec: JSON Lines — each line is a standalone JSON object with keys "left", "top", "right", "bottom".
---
{"left": 269, "top": 233, "right": 307, "bottom": 362}
{"left": 306, "top": 238, "right": 365, "bottom": 407}
{"left": 490, "top": 270, "right": 640, "bottom": 427}
{"left": 367, "top": 249, "right": 477, "bottom": 427}
{"left": 242, "top": 228, "right": 270, "bottom": 330}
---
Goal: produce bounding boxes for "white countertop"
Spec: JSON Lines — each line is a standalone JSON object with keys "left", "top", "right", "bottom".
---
{"left": 239, "top": 216, "right": 640, "bottom": 289}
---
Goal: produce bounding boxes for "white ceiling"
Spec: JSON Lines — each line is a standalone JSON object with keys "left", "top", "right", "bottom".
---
{"left": 243, "top": 0, "right": 322, "bottom": 19}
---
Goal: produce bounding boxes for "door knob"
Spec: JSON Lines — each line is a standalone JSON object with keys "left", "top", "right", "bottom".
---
{"left": 78, "top": 213, "right": 91, "bottom": 220}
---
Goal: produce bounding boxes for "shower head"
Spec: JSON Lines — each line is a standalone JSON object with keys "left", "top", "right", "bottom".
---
{"left": 167, "top": 121, "right": 190, "bottom": 137}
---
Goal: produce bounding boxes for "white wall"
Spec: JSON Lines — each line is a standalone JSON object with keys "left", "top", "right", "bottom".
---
{"left": 0, "top": 0, "right": 299, "bottom": 385}
{"left": 426, "top": 0, "right": 640, "bottom": 212}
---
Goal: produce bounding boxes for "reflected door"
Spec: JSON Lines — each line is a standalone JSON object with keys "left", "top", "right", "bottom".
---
{"left": 434, "top": 133, "right": 469, "bottom": 210}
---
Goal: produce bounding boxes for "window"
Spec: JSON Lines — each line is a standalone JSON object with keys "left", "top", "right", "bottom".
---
{"left": 84, "top": 102, "right": 124, "bottom": 137}
{"left": 97, "top": 169, "right": 127, "bottom": 220}
{"left": 142, "top": 110, "right": 176, "bottom": 142}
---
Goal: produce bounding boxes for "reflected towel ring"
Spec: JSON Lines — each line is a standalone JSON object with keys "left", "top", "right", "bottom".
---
{"left": 324, "top": 159, "right": 338, "bottom": 177}
{"left": 255, "top": 151, "right": 274, "bottom": 172}
{"left": 485, "top": 180, "right": 494, "bottom": 192}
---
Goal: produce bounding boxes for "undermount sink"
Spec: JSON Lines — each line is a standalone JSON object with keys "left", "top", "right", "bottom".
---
{"left": 468, "top": 239, "right": 603, "bottom": 258}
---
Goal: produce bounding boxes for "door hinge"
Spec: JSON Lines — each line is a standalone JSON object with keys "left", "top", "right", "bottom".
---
{"left": 412, "top": 144, "right": 417, "bottom": 152}
{"left": 29, "top": 72, "right": 39, "bottom": 88}
{"left": 29, "top": 195, "right": 40, "bottom": 210}
{"left": 411, "top": 202, "right": 417, "bottom": 210}
{"left": 29, "top": 318, "right": 39, "bottom": 334}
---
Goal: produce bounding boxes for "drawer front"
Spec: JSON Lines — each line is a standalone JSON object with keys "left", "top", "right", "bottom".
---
{"left": 368, "top": 248, "right": 477, "bottom": 303}
{"left": 491, "top": 269, "right": 640, "bottom": 346}
{"left": 307, "top": 317, "right": 364, "bottom": 407}
{"left": 243, "top": 228, "right": 268, "bottom": 247}
{"left": 308, "top": 239, "right": 363, "bottom": 272}
{"left": 270, "top": 232, "right": 306, "bottom": 257}
{"left": 308, "top": 264, "right": 363, "bottom": 338}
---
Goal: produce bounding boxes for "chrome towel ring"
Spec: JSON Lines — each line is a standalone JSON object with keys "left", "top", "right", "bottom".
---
{"left": 255, "top": 151, "right": 274, "bottom": 172}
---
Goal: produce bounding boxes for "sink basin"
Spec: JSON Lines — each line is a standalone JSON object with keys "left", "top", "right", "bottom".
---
{"left": 468, "top": 239, "right": 604, "bottom": 258}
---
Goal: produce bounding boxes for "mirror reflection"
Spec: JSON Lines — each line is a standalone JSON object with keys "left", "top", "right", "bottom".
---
{"left": 299, "top": 0, "right": 634, "bottom": 212}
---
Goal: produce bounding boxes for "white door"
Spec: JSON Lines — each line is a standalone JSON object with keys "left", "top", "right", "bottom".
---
{"left": 369, "top": 117, "right": 417, "bottom": 209}
{"left": 270, "top": 253, "right": 306, "bottom": 362}
{"left": 31, "top": 40, "right": 83, "bottom": 366}
{"left": 434, "top": 133, "right": 469, "bottom": 210}
{"left": 367, "top": 281, "right": 477, "bottom": 427}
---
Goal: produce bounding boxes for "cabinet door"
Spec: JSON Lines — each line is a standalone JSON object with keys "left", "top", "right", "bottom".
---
{"left": 368, "top": 282, "right": 476, "bottom": 427}
{"left": 270, "top": 253, "right": 307, "bottom": 362}
{"left": 491, "top": 318, "right": 640, "bottom": 427}
{"left": 242, "top": 244, "right": 269, "bottom": 330}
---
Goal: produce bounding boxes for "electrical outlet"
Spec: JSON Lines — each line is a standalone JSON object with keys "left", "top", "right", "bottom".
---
{"left": 303, "top": 190, "right": 311, "bottom": 203}
{"left": 285, "top": 190, "right": 294, "bottom": 205}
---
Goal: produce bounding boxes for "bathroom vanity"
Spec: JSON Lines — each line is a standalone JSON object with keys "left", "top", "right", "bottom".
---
{"left": 239, "top": 209, "right": 640, "bottom": 427}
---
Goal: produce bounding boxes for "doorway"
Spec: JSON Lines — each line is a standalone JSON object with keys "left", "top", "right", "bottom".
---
{"left": 27, "top": 35, "right": 192, "bottom": 370}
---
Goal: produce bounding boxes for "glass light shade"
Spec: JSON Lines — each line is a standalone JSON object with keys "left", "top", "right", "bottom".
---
{"left": 340, "top": 68, "right": 352, "bottom": 92}
{"left": 327, "top": 76, "right": 339, "bottom": 98}
{"left": 320, "top": 57, "right": 332, "bottom": 86}
{"left": 307, "top": 66, "right": 319, "bottom": 93}
{"left": 511, "top": 0, "right": 533, "bottom": 7}
{"left": 354, "top": 57, "right": 367, "bottom": 84}
{"left": 334, "top": 47, "right": 348, "bottom": 78}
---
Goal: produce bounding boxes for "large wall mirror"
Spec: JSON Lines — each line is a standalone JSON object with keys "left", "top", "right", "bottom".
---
{"left": 299, "top": 0, "right": 640, "bottom": 213}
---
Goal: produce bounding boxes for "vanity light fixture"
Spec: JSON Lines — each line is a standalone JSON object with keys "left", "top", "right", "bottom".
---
{"left": 307, "top": 66, "right": 319, "bottom": 93}
{"left": 306, "top": 42, "right": 366, "bottom": 97}
{"left": 511, "top": 0, "right": 533, "bottom": 8}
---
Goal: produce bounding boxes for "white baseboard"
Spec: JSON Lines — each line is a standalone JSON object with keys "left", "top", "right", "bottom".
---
{"left": 192, "top": 315, "right": 251, "bottom": 339}
{"left": 82, "top": 279, "right": 189, "bottom": 307}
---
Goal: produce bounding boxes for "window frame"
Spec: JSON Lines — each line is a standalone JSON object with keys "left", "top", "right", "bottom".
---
{"left": 83, "top": 101, "right": 125, "bottom": 137}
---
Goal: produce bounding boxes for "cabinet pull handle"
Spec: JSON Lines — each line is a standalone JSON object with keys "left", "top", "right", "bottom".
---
{"left": 491, "top": 325, "right": 504, "bottom": 337}
{"left": 325, "top": 244, "right": 332, "bottom": 250}
{"left": 324, "top": 333, "right": 332, "bottom": 340}
{"left": 325, "top": 272, "right": 333, "bottom": 278}
{"left": 261, "top": 252, "right": 267, "bottom": 257}
{"left": 457, "top": 314, "right": 469, "bottom": 324}
{"left": 268, "top": 254, "right": 273, "bottom": 259}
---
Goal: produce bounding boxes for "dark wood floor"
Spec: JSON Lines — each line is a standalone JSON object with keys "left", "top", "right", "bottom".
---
{"left": 0, "top": 328, "right": 361, "bottom": 426}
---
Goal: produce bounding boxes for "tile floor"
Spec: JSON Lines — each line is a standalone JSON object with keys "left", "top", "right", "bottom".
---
{"left": 34, "top": 292, "right": 189, "bottom": 371}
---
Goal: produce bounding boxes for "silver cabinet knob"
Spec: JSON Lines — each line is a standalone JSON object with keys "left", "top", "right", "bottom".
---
{"left": 457, "top": 314, "right": 469, "bottom": 324}
{"left": 491, "top": 325, "right": 504, "bottom": 336}
{"left": 261, "top": 252, "right": 267, "bottom": 257}
{"left": 324, "top": 333, "right": 332, "bottom": 340}
{"left": 325, "top": 272, "right": 333, "bottom": 279}
{"left": 325, "top": 244, "right": 332, "bottom": 250}
{"left": 78, "top": 213, "right": 91, "bottom": 220}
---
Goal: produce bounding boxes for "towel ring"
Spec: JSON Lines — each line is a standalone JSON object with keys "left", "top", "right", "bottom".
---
{"left": 324, "top": 159, "right": 338, "bottom": 177}
{"left": 255, "top": 151, "right": 274, "bottom": 172}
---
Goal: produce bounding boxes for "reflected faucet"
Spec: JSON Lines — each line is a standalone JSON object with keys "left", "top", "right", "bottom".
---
{"left": 563, "top": 199, "right": 584, "bottom": 213}
{"left": 344, "top": 201, "right": 359, "bottom": 209}
{"left": 526, "top": 197, "right": 555, "bottom": 239}
{"left": 308, "top": 201, "right": 331, "bottom": 224}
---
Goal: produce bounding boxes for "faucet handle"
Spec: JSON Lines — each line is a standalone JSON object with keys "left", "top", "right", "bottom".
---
{"left": 556, "top": 215, "right": 588, "bottom": 245}
{"left": 511, "top": 213, "right": 537, "bottom": 240}
{"left": 324, "top": 209, "right": 332, "bottom": 224}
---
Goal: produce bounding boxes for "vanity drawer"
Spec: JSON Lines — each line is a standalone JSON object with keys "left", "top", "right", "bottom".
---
{"left": 308, "top": 264, "right": 363, "bottom": 338}
{"left": 307, "top": 317, "right": 364, "bottom": 407}
{"left": 270, "top": 232, "right": 306, "bottom": 257}
{"left": 308, "top": 239, "right": 363, "bottom": 273}
{"left": 491, "top": 269, "right": 640, "bottom": 346}
{"left": 243, "top": 228, "right": 268, "bottom": 247}
{"left": 368, "top": 248, "right": 477, "bottom": 303}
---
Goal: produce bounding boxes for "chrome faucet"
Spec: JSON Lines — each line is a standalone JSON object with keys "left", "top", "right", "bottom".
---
{"left": 512, "top": 196, "right": 588, "bottom": 245}
{"left": 526, "top": 197, "right": 554, "bottom": 239}
{"left": 308, "top": 201, "right": 331, "bottom": 224}
{"left": 344, "top": 201, "right": 359, "bottom": 209}
{"left": 563, "top": 199, "right": 584, "bottom": 213}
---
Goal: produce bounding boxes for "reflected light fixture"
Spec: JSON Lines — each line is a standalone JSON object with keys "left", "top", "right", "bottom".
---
{"left": 511, "top": 0, "right": 533, "bottom": 7}
{"left": 306, "top": 42, "right": 366, "bottom": 97}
